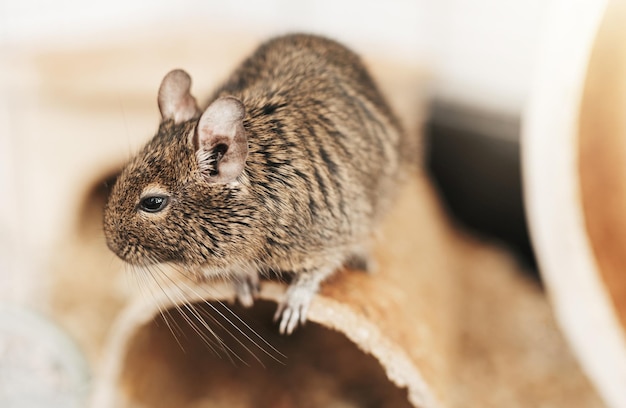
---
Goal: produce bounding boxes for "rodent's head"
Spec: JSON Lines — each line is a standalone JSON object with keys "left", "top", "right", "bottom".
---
{"left": 104, "top": 69, "right": 255, "bottom": 268}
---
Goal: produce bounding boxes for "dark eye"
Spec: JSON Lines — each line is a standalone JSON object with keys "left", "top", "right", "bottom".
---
{"left": 139, "top": 195, "right": 169, "bottom": 213}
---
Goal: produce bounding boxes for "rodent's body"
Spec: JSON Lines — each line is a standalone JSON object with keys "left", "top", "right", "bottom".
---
{"left": 212, "top": 35, "right": 403, "bottom": 272}
{"left": 104, "top": 34, "right": 409, "bottom": 334}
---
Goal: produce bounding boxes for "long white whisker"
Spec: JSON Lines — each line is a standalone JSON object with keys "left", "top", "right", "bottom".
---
{"left": 167, "top": 264, "right": 285, "bottom": 365}
{"left": 135, "top": 264, "right": 186, "bottom": 352}
{"left": 146, "top": 262, "right": 242, "bottom": 364}
{"left": 149, "top": 263, "right": 246, "bottom": 366}
{"left": 144, "top": 263, "right": 222, "bottom": 355}
{"left": 215, "top": 299, "right": 286, "bottom": 361}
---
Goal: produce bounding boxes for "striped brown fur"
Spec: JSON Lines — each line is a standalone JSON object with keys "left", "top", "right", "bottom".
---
{"left": 104, "top": 34, "right": 413, "bottom": 333}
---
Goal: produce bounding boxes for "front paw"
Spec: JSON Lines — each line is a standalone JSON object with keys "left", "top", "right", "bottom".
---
{"left": 234, "top": 274, "right": 260, "bottom": 308}
{"left": 273, "top": 284, "right": 317, "bottom": 335}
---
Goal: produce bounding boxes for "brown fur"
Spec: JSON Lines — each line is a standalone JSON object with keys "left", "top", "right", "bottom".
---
{"left": 103, "top": 34, "right": 410, "bottom": 333}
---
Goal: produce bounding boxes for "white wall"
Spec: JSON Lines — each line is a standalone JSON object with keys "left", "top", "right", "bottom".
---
{"left": 0, "top": 0, "right": 553, "bottom": 114}
{"left": 428, "top": 0, "right": 553, "bottom": 113}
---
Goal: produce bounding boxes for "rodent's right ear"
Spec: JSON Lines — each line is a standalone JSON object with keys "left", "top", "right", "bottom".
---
{"left": 196, "top": 97, "right": 248, "bottom": 184}
{"left": 158, "top": 69, "right": 200, "bottom": 124}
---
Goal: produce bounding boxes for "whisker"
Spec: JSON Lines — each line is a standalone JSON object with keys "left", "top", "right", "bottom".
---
{"left": 148, "top": 263, "right": 244, "bottom": 366}
{"left": 150, "top": 263, "right": 266, "bottom": 366}
{"left": 136, "top": 265, "right": 186, "bottom": 352}
{"left": 215, "top": 299, "right": 286, "bottom": 362}
{"left": 145, "top": 263, "right": 239, "bottom": 363}
{"left": 167, "top": 264, "right": 286, "bottom": 365}
{"left": 184, "top": 303, "right": 248, "bottom": 367}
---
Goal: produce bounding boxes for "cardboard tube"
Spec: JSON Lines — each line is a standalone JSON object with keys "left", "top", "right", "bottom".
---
{"left": 578, "top": 0, "right": 626, "bottom": 337}
{"left": 523, "top": 0, "right": 626, "bottom": 406}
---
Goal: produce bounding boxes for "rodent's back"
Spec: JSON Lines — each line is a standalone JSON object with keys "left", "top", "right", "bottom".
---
{"left": 213, "top": 34, "right": 405, "bottom": 263}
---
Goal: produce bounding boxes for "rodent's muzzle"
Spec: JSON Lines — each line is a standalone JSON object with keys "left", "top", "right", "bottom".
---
{"left": 104, "top": 231, "right": 149, "bottom": 265}
{"left": 103, "top": 211, "right": 138, "bottom": 265}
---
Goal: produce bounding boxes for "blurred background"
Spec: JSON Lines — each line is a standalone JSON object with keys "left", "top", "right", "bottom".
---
{"left": 0, "top": 0, "right": 553, "bottom": 288}
{"left": 0, "top": 0, "right": 548, "bottom": 113}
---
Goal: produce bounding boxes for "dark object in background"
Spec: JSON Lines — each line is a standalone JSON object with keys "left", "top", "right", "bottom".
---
{"left": 425, "top": 101, "right": 538, "bottom": 278}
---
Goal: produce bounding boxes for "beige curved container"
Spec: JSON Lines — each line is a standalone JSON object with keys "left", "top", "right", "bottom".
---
{"left": 523, "top": 0, "right": 626, "bottom": 406}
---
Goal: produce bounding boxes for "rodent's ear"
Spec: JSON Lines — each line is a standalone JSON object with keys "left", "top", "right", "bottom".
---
{"left": 196, "top": 96, "right": 248, "bottom": 184}
{"left": 158, "top": 69, "right": 200, "bottom": 124}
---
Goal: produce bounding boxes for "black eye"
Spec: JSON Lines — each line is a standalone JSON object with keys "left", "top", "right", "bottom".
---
{"left": 139, "top": 195, "right": 169, "bottom": 213}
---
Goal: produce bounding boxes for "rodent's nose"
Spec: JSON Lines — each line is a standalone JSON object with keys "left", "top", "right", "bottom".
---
{"left": 103, "top": 226, "right": 123, "bottom": 258}
{"left": 103, "top": 219, "right": 147, "bottom": 265}
{"left": 103, "top": 212, "right": 126, "bottom": 260}
{"left": 105, "top": 229, "right": 136, "bottom": 264}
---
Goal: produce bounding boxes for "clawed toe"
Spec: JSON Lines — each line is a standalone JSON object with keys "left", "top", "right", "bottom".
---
{"left": 274, "top": 285, "right": 315, "bottom": 335}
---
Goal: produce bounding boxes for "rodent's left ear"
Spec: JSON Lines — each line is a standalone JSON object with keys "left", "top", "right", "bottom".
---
{"left": 196, "top": 96, "right": 248, "bottom": 184}
{"left": 158, "top": 69, "right": 200, "bottom": 124}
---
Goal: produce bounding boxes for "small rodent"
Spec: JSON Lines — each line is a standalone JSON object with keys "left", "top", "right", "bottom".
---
{"left": 104, "top": 34, "right": 412, "bottom": 334}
